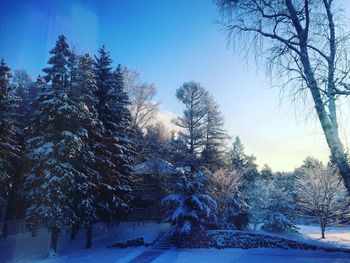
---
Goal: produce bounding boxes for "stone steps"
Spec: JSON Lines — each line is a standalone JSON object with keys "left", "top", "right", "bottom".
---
{"left": 152, "top": 231, "right": 174, "bottom": 249}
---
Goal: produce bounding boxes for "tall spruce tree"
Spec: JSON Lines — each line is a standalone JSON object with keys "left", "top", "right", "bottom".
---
{"left": 94, "top": 47, "right": 134, "bottom": 226}
{"left": 72, "top": 53, "right": 105, "bottom": 248}
{"left": 114, "top": 64, "right": 134, "bottom": 194}
{"left": 25, "top": 35, "right": 99, "bottom": 255}
{"left": 0, "top": 59, "right": 20, "bottom": 238}
{"left": 5, "top": 70, "right": 35, "bottom": 222}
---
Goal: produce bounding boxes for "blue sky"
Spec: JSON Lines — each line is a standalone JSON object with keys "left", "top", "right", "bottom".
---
{"left": 2, "top": 0, "right": 350, "bottom": 171}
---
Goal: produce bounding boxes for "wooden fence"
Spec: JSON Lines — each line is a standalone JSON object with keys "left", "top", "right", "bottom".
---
{"left": 2, "top": 219, "right": 27, "bottom": 237}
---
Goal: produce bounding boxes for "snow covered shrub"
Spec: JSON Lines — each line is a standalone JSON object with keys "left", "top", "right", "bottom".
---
{"left": 162, "top": 170, "right": 218, "bottom": 238}
{"left": 261, "top": 180, "right": 298, "bottom": 233}
{"left": 209, "top": 169, "right": 249, "bottom": 230}
{"left": 262, "top": 213, "right": 298, "bottom": 233}
{"left": 247, "top": 178, "right": 271, "bottom": 230}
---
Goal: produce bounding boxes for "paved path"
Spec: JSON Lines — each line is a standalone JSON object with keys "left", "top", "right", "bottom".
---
{"left": 128, "top": 250, "right": 164, "bottom": 263}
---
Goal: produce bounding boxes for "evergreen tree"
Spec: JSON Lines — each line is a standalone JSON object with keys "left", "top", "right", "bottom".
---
{"left": 162, "top": 171, "right": 217, "bottom": 239}
{"left": 142, "top": 122, "right": 169, "bottom": 161}
{"left": 260, "top": 164, "right": 273, "bottom": 180}
{"left": 200, "top": 96, "right": 229, "bottom": 172}
{"left": 25, "top": 35, "right": 99, "bottom": 255}
{"left": 5, "top": 70, "right": 35, "bottom": 222}
{"left": 12, "top": 70, "right": 36, "bottom": 131}
{"left": 231, "top": 136, "right": 259, "bottom": 182}
{"left": 261, "top": 179, "right": 298, "bottom": 233}
{"left": 72, "top": 52, "right": 104, "bottom": 248}
{"left": 0, "top": 59, "right": 20, "bottom": 237}
{"left": 166, "top": 132, "right": 192, "bottom": 168}
{"left": 231, "top": 136, "right": 246, "bottom": 173}
{"left": 174, "top": 81, "right": 209, "bottom": 169}
{"left": 94, "top": 47, "right": 134, "bottom": 226}
{"left": 248, "top": 170, "right": 297, "bottom": 232}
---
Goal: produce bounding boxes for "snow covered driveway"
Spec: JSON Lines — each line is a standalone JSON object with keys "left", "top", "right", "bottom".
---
{"left": 39, "top": 247, "right": 350, "bottom": 263}
{"left": 149, "top": 248, "right": 350, "bottom": 263}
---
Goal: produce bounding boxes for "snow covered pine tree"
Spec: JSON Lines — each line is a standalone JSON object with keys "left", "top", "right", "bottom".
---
{"left": 0, "top": 59, "right": 20, "bottom": 238}
{"left": 94, "top": 46, "right": 134, "bottom": 227}
{"left": 261, "top": 180, "right": 298, "bottom": 234}
{"left": 24, "top": 35, "right": 100, "bottom": 256}
{"left": 162, "top": 170, "right": 217, "bottom": 241}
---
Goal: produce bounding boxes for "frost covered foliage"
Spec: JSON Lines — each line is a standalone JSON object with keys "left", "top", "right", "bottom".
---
{"left": 231, "top": 136, "right": 259, "bottom": 183}
{"left": 261, "top": 179, "right": 298, "bottom": 233}
{"left": 248, "top": 179, "right": 270, "bottom": 230}
{"left": 24, "top": 35, "right": 101, "bottom": 253}
{"left": 296, "top": 161, "right": 350, "bottom": 238}
{"left": 162, "top": 171, "right": 218, "bottom": 238}
{"left": 22, "top": 36, "right": 136, "bottom": 254}
{"left": 0, "top": 59, "right": 19, "bottom": 224}
{"left": 248, "top": 176, "right": 298, "bottom": 233}
{"left": 94, "top": 47, "right": 134, "bottom": 223}
{"left": 209, "top": 169, "right": 249, "bottom": 230}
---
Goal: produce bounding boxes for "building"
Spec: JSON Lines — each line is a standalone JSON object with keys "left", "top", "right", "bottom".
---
{"left": 128, "top": 158, "right": 181, "bottom": 221}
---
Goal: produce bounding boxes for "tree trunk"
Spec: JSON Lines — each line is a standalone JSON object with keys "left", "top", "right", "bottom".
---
{"left": 0, "top": 196, "right": 9, "bottom": 239}
{"left": 321, "top": 224, "right": 326, "bottom": 239}
{"left": 299, "top": 46, "right": 350, "bottom": 194}
{"left": 86, "top": 225, "right": 93, "bottom": 249}
{"left": 49, "top": 228, "right": 59, "bottom": 256}
{"left": 320, "top": 220, "right": 326, "bottom": 239}
{"left": 70, "top": 224, "right": 79, "bottom": 240}
{"left": 285, "top": 0, "right": 350, "bottom": 194}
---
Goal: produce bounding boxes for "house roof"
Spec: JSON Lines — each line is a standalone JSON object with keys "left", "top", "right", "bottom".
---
{"left": 132, "top": 158, "right": 179, "bottom": 175}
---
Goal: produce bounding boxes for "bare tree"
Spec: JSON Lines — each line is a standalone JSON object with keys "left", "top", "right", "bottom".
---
{"left": 216, "top": 0, "right": 350, "bottom": 193}
{"left": 297, "top": 163, "right": 350, "bottom": 238}
{"left": 209, "top": 169, "right": 242, "bottom": 217}
{"left": 123, "top": 67, "right": 160, "bottom": 130}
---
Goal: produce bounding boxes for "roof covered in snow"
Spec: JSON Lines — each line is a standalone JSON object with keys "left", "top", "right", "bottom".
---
{"left": 132, "top": 158, "right": 179, "bottom": 175}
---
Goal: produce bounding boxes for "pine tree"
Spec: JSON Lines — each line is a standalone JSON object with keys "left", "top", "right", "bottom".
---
{"left": 0, "top": 59, "right": 20, "bottom": 237}
{"left": 261, "top": 179, "right": 298, "bottom": 233}
{"left": 175, "top": 81, "right": 209, "bottom": 170}
{"left": 25, "top": 35, "right": 99, "bottom": 255}
{"left": 162, "top": 171, "right": 217, "bottom": 239}
{"left": 113, "top": 64, "right": 134, "bottom": 191}
{"left": 142, "top": 122, "right": 168, "bottom": 161}
{"left": 260, "top": 164, "right": 273, "bottom": 180}
{"left": 72, "top": 52, "right": 104, "bottom": 248}
{"left": 5, "top": 70, "right": 34, "bottom": 222}
{"left": 231, "top": 136, "right": 246, "bottom": 173}
{"left": 231, "top": 136, "right": 259, "bottom": 182}
{"left": 201, "top": 96, "right": 229, "bottom": 172}
{"left": 94, "top": 47, "right": 134, "bottom": 226}
{"left": 12, "top": 70, "right": 35, "bottom": 131}
{"left": 166, "top": 132, "right": 191, "bottom": 168}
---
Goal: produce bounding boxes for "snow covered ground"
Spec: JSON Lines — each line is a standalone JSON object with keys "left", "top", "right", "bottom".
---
{"left": 298, "top": 224, "right": 350, "bottom": 248}
{"left": 1, "top": 223, "right": 350, "bottom": 262}
{"left": 0, "top": 222, "right": 168, "bottom": 263}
